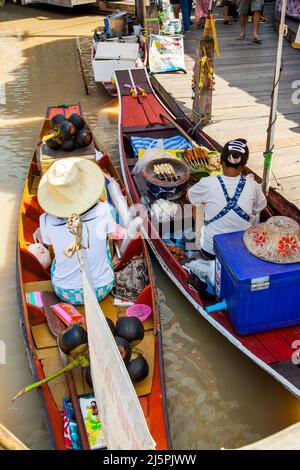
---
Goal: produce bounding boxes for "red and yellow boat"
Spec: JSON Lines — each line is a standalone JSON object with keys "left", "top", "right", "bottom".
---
{"left": 17, "top": 104, "right": 171, "bottom": 450}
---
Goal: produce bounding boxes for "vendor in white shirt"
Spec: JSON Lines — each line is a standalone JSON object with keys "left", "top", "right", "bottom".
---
{"left": 37, "top": 157, "right": 115, "bottom": 305}
{"left": 187, "top": 139, "right": 267, "bottom": 259}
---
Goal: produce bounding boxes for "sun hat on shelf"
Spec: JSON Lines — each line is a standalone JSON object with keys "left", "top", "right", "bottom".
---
{"left": 243, "top": 216, "right": 300, "bottom": 264}
{"left": 37, "top": 157, "right": 105, "bottom": 218}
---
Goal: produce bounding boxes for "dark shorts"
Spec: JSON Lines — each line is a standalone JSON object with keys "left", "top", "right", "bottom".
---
{"left": 170, "top": 0, "right": 180, "bottom": 4}
{"left": 237, "top": 0, "right": 264, "bottom": 15}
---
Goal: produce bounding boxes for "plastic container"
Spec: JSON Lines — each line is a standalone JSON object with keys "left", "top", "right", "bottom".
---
{"left": 126, "top": 304, "right": 152, "bottom": 322}
{"left": 214, "top": 230, "right": 300, "bottom": 335}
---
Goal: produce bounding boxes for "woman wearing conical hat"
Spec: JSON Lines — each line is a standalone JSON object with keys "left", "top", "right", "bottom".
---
{"left": 37, "top": 157, "right": 115, "bottom": 305}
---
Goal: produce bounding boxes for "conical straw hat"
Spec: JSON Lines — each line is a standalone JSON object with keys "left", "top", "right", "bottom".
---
{"left": 243, "top": 216, "right": 300, "bottom": 264}
{"left": 37, "top": 157, "right": 105, "bottom": 218}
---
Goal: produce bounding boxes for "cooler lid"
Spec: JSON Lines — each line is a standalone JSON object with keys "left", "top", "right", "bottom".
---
{"left": 95, "top": 42, "right": 139, "bottom": 60}
{"left": 214, "top": 231, "right": 300, "bottom": 282}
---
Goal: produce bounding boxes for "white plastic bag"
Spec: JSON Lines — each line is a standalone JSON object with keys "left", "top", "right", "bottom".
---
{"left": 185, "top": 258, "right": 215, "bottom": 289}
{"left": 28, "top": 243, "right": 51, "bottom": 270}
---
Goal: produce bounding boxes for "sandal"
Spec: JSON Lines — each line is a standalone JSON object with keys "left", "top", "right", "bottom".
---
{"left": 223, "top": 19, "right": 232, "bottom": 25}
{"left": 253, "top": 36, "right": 262, "bottom": 43}
{"left": 237, "top": 34, "right": 245, "bottom": 40}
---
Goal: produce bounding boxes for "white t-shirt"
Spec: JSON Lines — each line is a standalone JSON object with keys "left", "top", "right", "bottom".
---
{"left": 39, "top": 202, "right": 115, "bottom": 290}
{"left": 187, "top": 174, "right": 267, "bottom": 254}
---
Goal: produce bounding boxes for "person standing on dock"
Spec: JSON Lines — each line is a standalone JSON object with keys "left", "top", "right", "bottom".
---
{"left": 237, "top": 0, "right": 264, "bottom": 42}
{"left": 170, "top": 0, "right": 181, "bottom": 19}
{"left": 180, "top": 0, "right": 191, "bottom": 32}
{"left": 195, "top": 0, "right": 210, "bottom": 27}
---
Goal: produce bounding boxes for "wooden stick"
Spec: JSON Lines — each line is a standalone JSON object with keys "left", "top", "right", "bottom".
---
{"left": 0, "top": 423, "right": 29, "bottom": 450}
{"left": 159, "top": 113, "right": 197, "bottom": 147}
{"left": 192, "top": 37, "right": 214, "bottom": 126}
{"left": 76, "top": 37, "right": 89, "bottom": 96}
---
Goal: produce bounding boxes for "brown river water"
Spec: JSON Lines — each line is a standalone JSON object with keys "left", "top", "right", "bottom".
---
{"left": 0, "top": 2, "right": 300, "bottom": 451}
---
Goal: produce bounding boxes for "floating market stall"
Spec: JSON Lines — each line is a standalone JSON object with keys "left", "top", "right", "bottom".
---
{"left": 16, "top": 104, "right": 171, "bottom": 450}
{"left": 114, "top": 67, "right": 300, "bottom": 403}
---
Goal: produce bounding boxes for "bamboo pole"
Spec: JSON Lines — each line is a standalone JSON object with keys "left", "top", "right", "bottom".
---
{"left": 0, "top": 423, "right": 29, "bottom": 451}
{"left": 262, "top": 0, "right": 288, "bottom": 193}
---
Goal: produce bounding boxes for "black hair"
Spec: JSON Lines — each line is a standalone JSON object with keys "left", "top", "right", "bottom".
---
{"left": 221, "top": 139, "right": 249, "bottom": 169}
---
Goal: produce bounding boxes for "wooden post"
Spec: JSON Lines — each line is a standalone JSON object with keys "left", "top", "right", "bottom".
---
{"left": 192, "top": 13, "right": 214, "bottom": 127}
{"left": 136, "top": 0, "right": 147, "bottom": 29}
{"left": 76, "top": 37, "right": 89, "bottom": 96}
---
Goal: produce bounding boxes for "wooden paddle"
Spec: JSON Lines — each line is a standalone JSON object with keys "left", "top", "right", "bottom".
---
{"left": 41, "top": 291, "right": 90, "bottom": 450}
{"left": 159, "top": 112, "right": 198, "bottom": 148}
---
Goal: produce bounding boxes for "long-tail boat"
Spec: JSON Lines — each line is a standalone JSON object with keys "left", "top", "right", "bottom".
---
{"left": 17, "top": 104, "right": 171, "bottom": 450}
{"left": 114, "top": 68, "right": 300, "bottom": 400}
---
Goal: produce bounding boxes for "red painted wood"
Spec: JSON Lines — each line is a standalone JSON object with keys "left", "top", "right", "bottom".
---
{"left": 278, "top": 328, "right": 300, "bottom": 348}
{"left": 210, "top": 311, "right": 277, "bottom": 364}
{"left": 121, "top": 96, "right": 150, "bottom": 127}
{"left": 254, "top": 331, "right": 294, "bottom": 362}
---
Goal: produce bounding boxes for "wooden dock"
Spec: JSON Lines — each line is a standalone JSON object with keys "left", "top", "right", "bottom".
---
{"left": 152, "top": 1, "right": 300, "bottom": 208}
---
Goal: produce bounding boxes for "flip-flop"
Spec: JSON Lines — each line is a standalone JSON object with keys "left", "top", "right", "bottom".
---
{"left": 253, "top": 36, "right": 262, "bottom": 43}
{"left": 223, "top": 20, "right": 232, "bottom": 25}
{"left": 237, "top": 34, "right": 245, "bottom": 40}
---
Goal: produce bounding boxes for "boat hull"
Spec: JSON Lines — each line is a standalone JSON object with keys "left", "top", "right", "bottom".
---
{"left": 17, "top": 104, "right": 171, "bottom": 450}
{"left": 114, "top": 68, "right": 300, "bottom": 401}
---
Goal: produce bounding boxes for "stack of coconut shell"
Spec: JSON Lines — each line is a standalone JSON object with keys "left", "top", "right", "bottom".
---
{"left": 44, "top": 113, "right": 93, "bottom": 151}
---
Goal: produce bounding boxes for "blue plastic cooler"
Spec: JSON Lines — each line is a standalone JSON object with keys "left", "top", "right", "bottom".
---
{"left": 213, "top": 231, "right": 300, "bottom": 335}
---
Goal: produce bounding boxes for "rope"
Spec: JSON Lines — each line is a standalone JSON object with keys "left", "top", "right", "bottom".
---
{"left": 64, "top": 214, "right": 90, "bottom": 262}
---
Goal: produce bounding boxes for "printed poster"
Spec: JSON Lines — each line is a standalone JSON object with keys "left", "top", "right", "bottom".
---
{"left": 149, "top": 34, "right": 185, "bottom": 74}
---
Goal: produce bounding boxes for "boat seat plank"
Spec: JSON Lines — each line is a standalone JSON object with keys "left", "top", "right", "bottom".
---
{"left": 36, "top": 347, "right": 68, "bottom": 412}
{"left": 210, "top": 310, "right": 277, "bottom": 364}
{"left": 121, "top": 96, "right": 151, "bottom": 127}
{"left": 31, "top": 323, "right": 57, "bottom": 349}
{"left": 36, "top": 347, "right": 92, "bottom": 412}
{"left": 24, "top": 280, "right": 53, "bottom": 293}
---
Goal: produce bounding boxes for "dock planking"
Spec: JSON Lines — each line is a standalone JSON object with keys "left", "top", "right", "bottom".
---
{"left": 152, "top": 1, "right": 300, "bottom": 208}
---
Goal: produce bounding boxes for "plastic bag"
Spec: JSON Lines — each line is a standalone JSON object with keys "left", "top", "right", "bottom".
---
{"left": 185, "top": 258, "right": 215, "bottom": 289}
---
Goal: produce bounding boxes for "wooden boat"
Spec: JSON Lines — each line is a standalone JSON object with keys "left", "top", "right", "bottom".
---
{"left": 114, "top": 68, "right": 300, "bottom": 400}
{"left": 91, "top": 31, "right": 146, "bottom": 97}
{"left": 17, "top": 104, "right": 171, "bottom": 450}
